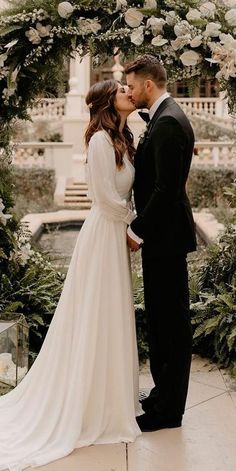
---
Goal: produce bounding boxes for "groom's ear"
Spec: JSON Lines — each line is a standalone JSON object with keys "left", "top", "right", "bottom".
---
{"left": 144, "top": 79, "right": 154, "bottom": 93}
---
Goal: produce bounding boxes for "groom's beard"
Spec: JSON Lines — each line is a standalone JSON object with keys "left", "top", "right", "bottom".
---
{"left": 134, "top": 99, "right": 149, "bottom": 110}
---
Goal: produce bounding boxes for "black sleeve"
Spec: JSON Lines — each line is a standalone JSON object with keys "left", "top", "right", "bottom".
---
{"left": 131, "top": 116, "right": 186, "bottom": 239}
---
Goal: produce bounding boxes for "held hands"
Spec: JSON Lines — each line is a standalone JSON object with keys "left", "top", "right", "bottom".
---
{"left": 127, "top": 234, "right": 141, "bottom": 252}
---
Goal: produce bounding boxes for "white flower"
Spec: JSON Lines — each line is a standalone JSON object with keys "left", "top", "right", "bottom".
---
{"left": 165, "top": 10, "right": 178, "bottom": 26}
{"left": 76, "top": 18, "right": 101, "bottom": 35}
{"left": 25, "top": 27, "right": 41, "bottom": 44}
{"left": 174, "top": 21, "right": 191, "bottom": 37}
{"left": 222, "top": 0, "right": 236, "bottom": 7}
{"left": 116, "top": 0, "right": 127, "bottom": 10}
{"left": 2, "top": 87, "right": 16, "bottom": 101}
{"left": 18, "top": 243, "right": 33, "bottom": 266}
{"left": 125, "top": 8, "right": 143, "bottom": 28}
{"left": 151, "top": 35, "right": 168, "bottom": 46}
{"left": 204, "top": 22, "right": 221, "bottom": 37}
{"left": 171, "top": 35, "right": 191, "bottom": 51}
{"left": 186, "top": 9, "right": 201, "bottom": 21}
{"left": 180, "top": 50, "right": 202, "bottom": 66}
{"left": 131, "top": 26, "right": 144, "bottom": 45}
{"left": 0, "top": 199, "right": 12, "bottom": 226}
{"left": 225, "top": 9, "right": 236, "bottom": 26}
{"left": 144, "top": 0, "right": 156, "bottom": 9}
{"left": 0, "top": 53, "right": 7, "bottom": 68}
{"left": 147, "top": 16, "right": 166, "bottom": 35}
{"left": 36, "top": 22, "right": 52, "bottom": 37}
{"left": 57, "top": 1, "right": 74, "bottom": 19}
{"left": 190, "top": 35, "right": 203, "bottom": 48}
{"left": 200, "top": 2, "right": 216, "bottom": 19}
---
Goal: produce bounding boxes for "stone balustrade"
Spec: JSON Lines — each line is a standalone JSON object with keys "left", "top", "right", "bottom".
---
{"left": 13, "top": 141, "right": 236, "bottom": 179}
{"left": 29, "top": 97, "right": 229, "bottom": 121}
{"left": 193, "top": 141, "right": 236, "bottom": 168}
{"left": 13, "top": 142, "right": 74, "bottom": 178}
{"left": 29, "top": 98, "right": 66, "bottom": 120}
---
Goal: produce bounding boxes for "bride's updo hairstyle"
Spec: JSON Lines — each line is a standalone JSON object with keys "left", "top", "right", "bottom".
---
{"left": 85, "top": 79, "right": 135, "bottom": 168}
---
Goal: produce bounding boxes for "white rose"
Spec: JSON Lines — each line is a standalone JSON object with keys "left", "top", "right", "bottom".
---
{"left": 165, "top": 10, "right": 177, "bottom": 26}
{"left": 147, "top": 16, "right": 166, "bottom": 35}
{"left": 131, "top": 26, "right": 144, "bottom": 45}
{"left": 225, "top": 8, "right": 236, "bottom": 26}
{"left": 151, "top": 35, "right": 168, "bottom": 46}
{"left": 171, "top": 35, "right": 191, "bottom": 51}
{"left": 204, "top": 22, "right": 221, "bottom": 37}
{"left": 222, "top": 0, "right": 236, "bottom": 7}
{"left": 25, "top": 27, "right": 41, "bottom": 45}
{"left": 125, "top": 8, "right": 143, "bottom": 28}
{"left": 186, "top": 9, "right": 201, "bottom": 21}
{"left": 200, "top": 2, "right": 216, "bottom": 19}
{"left": 219, "top": 32, "right": 236, "bottom": 47}
{"left": 36, "top": 22, "right": 52, "bottom": 37}
{"left": 57, "top": 1, "right": 74, "bottom": 19}
{"left": 144, "top": 0, "right": 156, "bottom": 9}
{"left": 180, "top": 50, "right": 202, "bottom": 66}
{"left": 174, "top": 21, "right": 191, "bottom": 37}
{"left": 190, "top": 35, "right": 203, "bottom": 47}
{"left": 116, "top": 0, "right": 127, "bottom": 10}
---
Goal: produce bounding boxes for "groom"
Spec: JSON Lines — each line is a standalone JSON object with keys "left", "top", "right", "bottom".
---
{"left": 125, "top": 55, "right": 197, "bottom": 432}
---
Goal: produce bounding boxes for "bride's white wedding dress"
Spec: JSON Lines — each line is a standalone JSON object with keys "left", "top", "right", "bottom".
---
{"left": 0, "top": 130, "right": 142, "bottom": 471}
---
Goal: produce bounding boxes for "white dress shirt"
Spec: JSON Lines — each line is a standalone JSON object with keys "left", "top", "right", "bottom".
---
{"left": 127, "top": 92, "right": 170, "bottom": 246}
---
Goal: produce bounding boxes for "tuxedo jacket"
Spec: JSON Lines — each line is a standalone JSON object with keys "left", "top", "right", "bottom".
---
{"left": 131, "top": 96, "right": 197, "bottom": 258}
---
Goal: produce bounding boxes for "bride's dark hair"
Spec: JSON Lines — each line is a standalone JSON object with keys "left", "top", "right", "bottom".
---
{"left": 85, "top": 79, "right": 135, "bottom": 167}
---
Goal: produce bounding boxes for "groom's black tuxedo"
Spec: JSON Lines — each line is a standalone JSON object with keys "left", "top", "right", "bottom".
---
{"left": 131, "top": 96, "right": 197, "bottom": 258}
{"left": 132, "top": 96, "right": 196, "bottom": 421}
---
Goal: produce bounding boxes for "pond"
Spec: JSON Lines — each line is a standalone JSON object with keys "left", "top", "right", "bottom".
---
{"left": 36, "top": 221, "right": 205, "bottom": 274}
{"left": 36, "top": 222, "right": 83, "bottom": 271}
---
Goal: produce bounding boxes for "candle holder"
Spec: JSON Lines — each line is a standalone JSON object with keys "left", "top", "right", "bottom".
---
{"left": 0, "top": 313, "right": 29, "bottom": 395}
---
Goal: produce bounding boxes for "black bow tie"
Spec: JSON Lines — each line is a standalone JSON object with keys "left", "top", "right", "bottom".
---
{"left": 138, "top": 111, "right": 150, "bottom": 123}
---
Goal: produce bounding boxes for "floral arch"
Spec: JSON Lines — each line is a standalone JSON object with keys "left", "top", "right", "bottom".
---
{"left": 0, "top": 0, "right": 236, "bottom": 133}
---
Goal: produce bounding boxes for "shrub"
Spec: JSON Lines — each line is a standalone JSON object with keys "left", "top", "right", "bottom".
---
{"left": 190, "top": 225, "right": 236, "bottom": 374}
{"left": 12, "top": 167, "right": 56, "bottom": 218}
{"left": 187, "top": 166, "right": 236, "bottom": 208}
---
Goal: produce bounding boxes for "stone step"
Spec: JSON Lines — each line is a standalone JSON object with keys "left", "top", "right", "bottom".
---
{"left": 63, "top": 202, "right": 91, "bottom": 208}
{"left": 65, "top": 194, "right": 90, "bottom": 200}
{"left": 66, "top": 185, "right": 88, "bottom": 190}
{"left": 64, "top": 196, "right": 91, "bottom": 202}
{"left": 65, "top": 190, "right": 88, "bottom": 196}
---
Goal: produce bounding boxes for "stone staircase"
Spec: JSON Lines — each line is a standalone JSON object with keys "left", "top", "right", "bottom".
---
{"left": 63, "top": 179, "right": 91, "bottom": 208}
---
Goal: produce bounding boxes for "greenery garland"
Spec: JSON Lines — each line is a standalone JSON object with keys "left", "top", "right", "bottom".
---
{"left": 0, "top": 0, "right": 236, "bottom": 134}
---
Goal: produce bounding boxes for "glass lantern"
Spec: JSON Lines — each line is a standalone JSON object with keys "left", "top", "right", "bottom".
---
{"left": 0, "top": 313, "right": 29, "bottom": 395}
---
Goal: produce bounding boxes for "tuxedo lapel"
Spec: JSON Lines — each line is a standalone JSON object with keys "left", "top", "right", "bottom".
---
{"left": 148, "top": 96, "right": 175, "bottom": 129}
{"left": 135, "top": 97, "right": 175, "bottom": 158}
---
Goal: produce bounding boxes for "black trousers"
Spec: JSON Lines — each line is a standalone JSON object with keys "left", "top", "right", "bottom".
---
{"left": 142, "top": 253, "right": 192, "bottom": 418}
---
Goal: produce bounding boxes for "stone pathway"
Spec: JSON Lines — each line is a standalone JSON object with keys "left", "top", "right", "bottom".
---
{"left": 30, "top": 355, "right": 236, "bottom": 471}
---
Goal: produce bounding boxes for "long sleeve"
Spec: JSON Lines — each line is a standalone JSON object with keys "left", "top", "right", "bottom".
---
{"left": 87, "top": 130, "right": 135, "bottom": 224}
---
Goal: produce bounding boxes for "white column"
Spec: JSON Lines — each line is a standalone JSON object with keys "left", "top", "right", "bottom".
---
{"left": 63, "top": 54, "right": 91, "bottom": 182}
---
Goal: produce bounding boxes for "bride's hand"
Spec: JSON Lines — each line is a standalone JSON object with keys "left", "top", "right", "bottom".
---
{"left": 127, "top": 234, "right": 140, "bottom": 252}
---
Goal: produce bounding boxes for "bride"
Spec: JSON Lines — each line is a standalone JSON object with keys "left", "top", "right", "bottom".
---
{"left": 0, "top": 79, "right": 142, "bottom": 471}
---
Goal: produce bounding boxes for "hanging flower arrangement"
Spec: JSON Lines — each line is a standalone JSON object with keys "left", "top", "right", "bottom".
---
{"left": 0, "top": 0, "right": 236, "bottom": 129}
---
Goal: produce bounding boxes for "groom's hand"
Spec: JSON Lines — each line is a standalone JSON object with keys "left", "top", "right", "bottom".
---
{"left": 127, "top": 234, "right": 140, "bottom": 252}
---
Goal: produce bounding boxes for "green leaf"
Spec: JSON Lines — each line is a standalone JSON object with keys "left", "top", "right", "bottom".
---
{"left": 0, "top": 25, "right": 22, "bottom": 36}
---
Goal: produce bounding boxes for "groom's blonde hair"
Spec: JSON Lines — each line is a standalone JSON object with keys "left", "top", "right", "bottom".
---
{"left": 125, "top": 54, "right": 167, "bottom": 88}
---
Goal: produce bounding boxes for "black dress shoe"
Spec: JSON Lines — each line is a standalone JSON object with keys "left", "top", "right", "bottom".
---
{"left": 140, "top": 396, "right": 155, "bottom": 413}
{"left": 136, "top": 412, "right": 182, "bottom": 432}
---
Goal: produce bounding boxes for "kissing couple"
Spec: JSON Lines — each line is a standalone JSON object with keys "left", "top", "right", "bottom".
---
{"left": 0, "top": 54, "right": 196, "bottom": 471}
